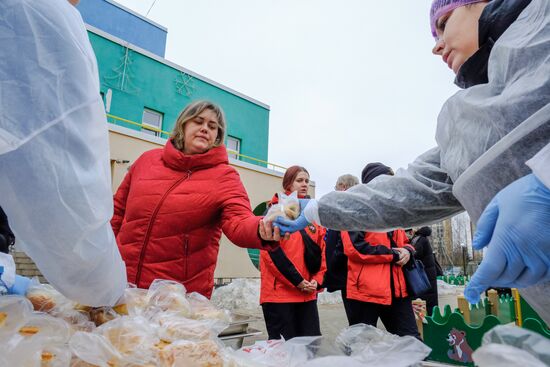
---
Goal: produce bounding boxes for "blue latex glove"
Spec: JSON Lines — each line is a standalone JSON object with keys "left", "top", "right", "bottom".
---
{"left": 274, "top": 213, "right": 309, "bottom": 235}
{"left": 464, "top": 174, "right": 550, "bottom": 304}
{"left": 8, "top": 274, "right": 32, "bottom": 295}
{"left": 298, "top": 198, "right": 311, "bottom": 213}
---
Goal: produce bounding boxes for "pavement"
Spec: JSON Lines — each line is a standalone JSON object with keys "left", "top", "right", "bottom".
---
{"left": 234, "top": 299, "right": 458, "bottom": 366}
{"left": 242, "top": 302, "right": 350, "bottom": 346}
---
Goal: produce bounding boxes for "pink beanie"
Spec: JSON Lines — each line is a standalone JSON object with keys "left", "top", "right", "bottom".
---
{"left": 430, "top": 0, "right": 487, "bottom": 38}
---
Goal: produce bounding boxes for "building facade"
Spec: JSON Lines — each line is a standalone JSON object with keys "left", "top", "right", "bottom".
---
{"left": 14, "top": 0, "right": 294, "bottom": 282}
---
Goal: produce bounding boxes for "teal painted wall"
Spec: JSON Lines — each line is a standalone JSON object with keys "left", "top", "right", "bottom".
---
{"left": 88, "top": 30, "right": 270, "bottom": 165}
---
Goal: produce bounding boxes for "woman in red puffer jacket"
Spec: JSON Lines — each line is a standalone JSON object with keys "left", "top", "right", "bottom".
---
{"left": 260, "top": 166, "right": 326, "bottom": 340}
{"left": 111, "top": 101, "right": 278, "bottom": 298}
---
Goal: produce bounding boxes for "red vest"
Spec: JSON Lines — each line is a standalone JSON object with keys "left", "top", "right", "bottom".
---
{"left": 342, "top": 230, "right": 412, "bottom": 305}
{"left": 260, "top": 194, "right": 326, "bottom": 303}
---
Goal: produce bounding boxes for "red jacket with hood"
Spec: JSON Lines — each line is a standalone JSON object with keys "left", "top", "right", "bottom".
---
{"left": 260, "top": 194, "right": 326, "bottom": 304}
{"left": 112, "top": 140, "right": 270, "bottom": 298}
{"left": 342, "top": 229, "right": 414, "bottom": 305}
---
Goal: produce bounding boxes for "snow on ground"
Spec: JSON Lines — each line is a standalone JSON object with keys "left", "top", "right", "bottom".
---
{"left": 211, "top": 278, "right": 343, "bottom": 312}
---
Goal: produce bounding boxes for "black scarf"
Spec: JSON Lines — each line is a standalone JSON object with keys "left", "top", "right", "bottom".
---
{"left": 455, "top": 0, "right": 532, "bottom": 89}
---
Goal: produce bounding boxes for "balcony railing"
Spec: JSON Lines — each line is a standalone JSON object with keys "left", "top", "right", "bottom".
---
{"left": 106, "top": 113, "right": 286, "bottom": 172}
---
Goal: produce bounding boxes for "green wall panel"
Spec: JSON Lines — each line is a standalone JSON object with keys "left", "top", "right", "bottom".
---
{"left": 88, "top": 31, "right": 269, "bottom": 164}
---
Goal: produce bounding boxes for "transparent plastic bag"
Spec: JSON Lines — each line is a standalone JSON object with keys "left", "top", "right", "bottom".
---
{"left": 19, "top": 313, "right": 72, "bottom": 346}
{"left": 0, "top": 336, "right": 43, "bottom": 367}
{"left": 89, "top": 307, "right": 120, "bottom": 327}
{"left": 473, "top": 325, "right": 550, "bottom": 366}
{"left": 157, "top": 339, "right": 224, "bottom": 367}
{"left": 26, "top": 283, "right": 70, "bottom": 313}
{"left": 55, "top": 309, "right": 95, "bottom": 334}
{"left": 231, "top": 337, "right": 321, "bottom": 367}
{"left": 95, "top": 316, "right": 159, "bottom": 364}
{"left": 2, "top": 313, "right": 72, "bottom": 367}
{"left": 147, "top": 280, "right": 192, "bottom": 317}
{"left": 40, "top": 345, "right": 72, "bottom": 367}
{"left": 119, "top": 287, "right": 150, "bottom": 317}
{"left": 302, "top": 356, "right": 367, "bottom": 367}
{"left": 231, "top": 339, "right": 287, "bottom": 366}
{"left": 155, "top": 314, "right": 228, "bottom": 343}
{"left": 0, "top": 295, "right": 34, "bottom": 339}
{"left": 263, "top": 192, "right": 300, "bottom": 223}
{"left": 472, "top": 344, "right": 546, "bottom": 367}
{"left": 335, "top": 324, "right": 430, "bottom": 366}
{"left": 187, "top": 292, "right": 230, "bottom": 322}
{"left": 69, "top": 331, "right": 124, "bottom": 367}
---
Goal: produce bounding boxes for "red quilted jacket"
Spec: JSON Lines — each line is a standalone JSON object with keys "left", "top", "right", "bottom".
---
{"left": 112, "top": 140, "right": 267, "bottom": 298}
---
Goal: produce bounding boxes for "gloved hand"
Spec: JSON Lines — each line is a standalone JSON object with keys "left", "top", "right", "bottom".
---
{"left": 465, "top": 174, "right": 550, "bottom": 304}
{"left": 8, "top": 275, "right": 31, "bottom": 295}
{"left": 274, "top": 213, "right": 309, "bottom": 235}
{"left": 298, "top": 198, "right": 311, "bottom": 213}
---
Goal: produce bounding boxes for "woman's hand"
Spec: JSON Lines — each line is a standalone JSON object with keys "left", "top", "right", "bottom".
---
{"left": 259, "top": 220, "right": 283, "bottom": 241}
{"left": 297, "top": 279, "right": 315, "bottom": 293}
{"left": 307, "top": 279, "right": 318, "bottom": 292}
{"left": 259, "top": 220, "right": 291, "bottom": 242}
{"left": 394, "top": 248, "right": 411, "bottom": 266}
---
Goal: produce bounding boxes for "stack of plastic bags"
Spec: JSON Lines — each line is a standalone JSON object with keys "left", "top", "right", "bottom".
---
{"left": 1, "top": 279, "right": 232, "bottom": 366}
{"left": 1, "top": 279, "right": 438, "bottom": 366}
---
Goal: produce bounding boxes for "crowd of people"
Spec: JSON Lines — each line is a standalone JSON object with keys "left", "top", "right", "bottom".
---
{"left": 0, "top": 0, "right": 548, "bottom": 347}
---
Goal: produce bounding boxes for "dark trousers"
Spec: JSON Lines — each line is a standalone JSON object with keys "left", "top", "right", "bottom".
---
{"left": 343, "top": 296, "right": 421, "bottom": 339}
{"left": 262, "top": 300, "right": 321, "bottom": 340}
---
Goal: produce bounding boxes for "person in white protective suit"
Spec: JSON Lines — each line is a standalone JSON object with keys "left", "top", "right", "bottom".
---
{"left": 275, "top": 0, "right": 550, "bottom": 324}
{"left": 0, "top": 0, "right": 127, "bottom": 306}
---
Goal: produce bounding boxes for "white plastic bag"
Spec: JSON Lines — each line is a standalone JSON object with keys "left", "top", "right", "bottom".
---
{"left": 231, "top": 337, "right": 322, "bottom": 367}
{"left": 335, "top": 324, "right": 431, "bottom": 366}
{"left": 472, "top": 344, "right": 546, "bottom": 367}
{"left": 472, "top": 325, "right": 550, "bottom": 366}
{"left": 0, "top": 0, "right": 126, "bottom": 307}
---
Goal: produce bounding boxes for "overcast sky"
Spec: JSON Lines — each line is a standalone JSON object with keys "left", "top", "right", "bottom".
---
{"left": 113, "top": 0, "right": 459, "bottom": 197}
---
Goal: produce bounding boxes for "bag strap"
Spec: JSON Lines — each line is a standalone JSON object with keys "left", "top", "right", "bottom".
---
{"left": 387, "top": 231, "right": 397, "bottom": 248}
{"left": 299, "top": 229, "right": 316, "bottom": 247}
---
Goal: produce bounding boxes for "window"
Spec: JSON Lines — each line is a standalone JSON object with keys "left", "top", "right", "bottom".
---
{"left": 142, "top": 108, "right": 163, "bottom": 137}
{"left": 226, "top": 136, "right": 241, "bottom": 160}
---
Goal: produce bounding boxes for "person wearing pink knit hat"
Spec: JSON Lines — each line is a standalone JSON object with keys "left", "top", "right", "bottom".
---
{"left": 430, "top": 0, "right": 489, "bottom": 74}
{"left": 275, "top": 0, "right": 550, "bottom": 325}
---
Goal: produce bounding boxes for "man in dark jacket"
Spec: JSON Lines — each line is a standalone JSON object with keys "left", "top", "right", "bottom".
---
{"left": 410, "top": 226, "right": 439, "bottom": 315}
{"left": 0, "top": 206, "right": 15, "bottom": 254}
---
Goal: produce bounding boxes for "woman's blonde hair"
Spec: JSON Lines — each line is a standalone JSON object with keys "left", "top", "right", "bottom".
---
{"left": 171, "top": 100, "right": 226, "bottom": 151}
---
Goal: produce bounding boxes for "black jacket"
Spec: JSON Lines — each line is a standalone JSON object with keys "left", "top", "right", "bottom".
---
{"left": 322, "top": 230, "right": 348, "bottom": 292}
{"left": 456, "top": 0, "right": 532, "bottom": 88}
{"left": 411, "top": 226, "right": 438, "bottom": 314}
{"left": 0, "top": 207, "right": 15, "bottom": 254}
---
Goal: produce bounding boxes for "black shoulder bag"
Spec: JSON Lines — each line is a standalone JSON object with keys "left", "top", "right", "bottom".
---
{"left": 389, "top": 233, "right": 431, "bottom": 297}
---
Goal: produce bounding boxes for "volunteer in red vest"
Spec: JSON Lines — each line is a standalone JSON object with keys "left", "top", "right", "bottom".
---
{"left": 260, "top": 166, "right": 326, "bottom": 340}
{"left": 112, "top": 100, "right": 279, "bottom": 298}
{"left": 342, "top": 163, "right": 420, "bottom": 338}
